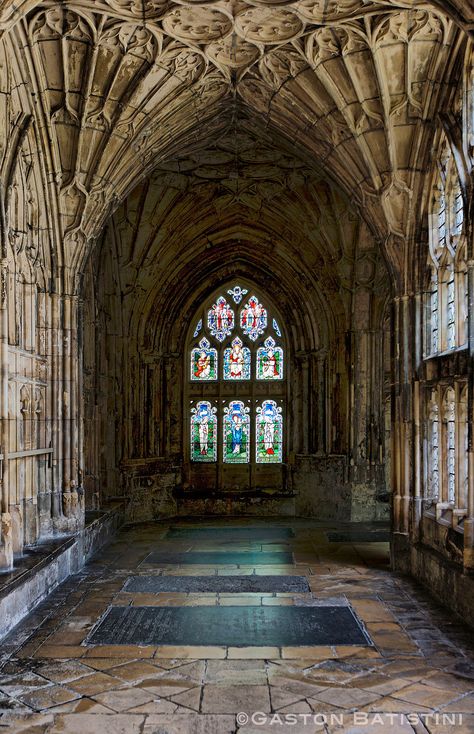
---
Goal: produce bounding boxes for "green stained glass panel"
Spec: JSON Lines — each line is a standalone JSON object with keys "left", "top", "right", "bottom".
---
{"left": 223, "top": 400, "right": 250, "bottom": 464}
{"left": 191, "top": 401, "right": 217, "bottom": 462}
{"left": 256, "top": 400, "right": 282, "bottom": 464}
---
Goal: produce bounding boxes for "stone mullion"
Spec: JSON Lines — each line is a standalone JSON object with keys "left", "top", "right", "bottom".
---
{"left": 464, "top": 255, "right": 474, "bottom": 567}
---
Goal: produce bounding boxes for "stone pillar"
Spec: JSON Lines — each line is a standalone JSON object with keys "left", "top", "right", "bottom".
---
{"left": 0, "top": 259, "right": 12, "bottom": 569}
{"left": 315, "top": 350, "right": 327, "bottom": 455}
{"left": 0, "top": 182, "right": 12, "bottom": 569}
{"left": 391, "top": 294, "right": 412, "bottom": 569}
{"left": 301, "top": 354, "right": 310, "bottom": 455}
{"left": 411, "top": 293, "right": 423, "bottom": 539}
{"left": 292, "top": 356, "right": 304, "bottom": 455}
{"left": 61, "top": 293, "right": 82, "bottom": 526}
{"left": 50, "top": 291, "right": 64, "bottom": 527}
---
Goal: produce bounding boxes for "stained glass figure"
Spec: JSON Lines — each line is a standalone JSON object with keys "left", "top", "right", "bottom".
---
{"left": 273, "top": 318, "right": 281, "bottom": 337}
{"left": 256, "top": 400, "right": 282, "bottom": 463}
{"left": 191, "top": 338, "right": 217, "bottom": 381}
{"left": 208, "top": 296, "right": 234, "bottom": 342}
{"left": 191, "top": 401, "right": 217, "bottom": 462}
{"left": 240, "top": 296, "right": 267, "bottom": 341}
{"left": 227, "top": 285, "right": 248, "bottom": 305}
{"left": 193, "top": 319, "right": 202, "bottom": 338}
{"left": 224, "top": 401, "right": 250, "bottom": 464}
{"left": 257, "top": 337, "right": 283, "bottom": 380}
{"left": 223, "top": 337, "right": 251, "bottom": 380}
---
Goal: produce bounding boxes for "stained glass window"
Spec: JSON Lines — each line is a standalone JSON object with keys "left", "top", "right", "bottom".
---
{"left": 427, "top": 142, "right": 466, "bottom": 356}
{"left": 191, "top": 338, "right": 217, "bottom": 381}
{"left": 256, "top": 400, "right": 282, "bottom": 463}
{"left": 190, "top": 286, "right": 285, "bottom": 467}
{"left": 223, "top": 337, "right": 251, "bottom": 380}
{"left": 191, "top": 401, "right": 217, "bottom": 462}
{"left": 430, "top": 273, "right": 439, "bottom": 355}
{"left": 428, "top": 397, "right": 439, "bottom": 501}
{"left": 257, "top": 337, "right": 283, "bottom": 380}
{"left": 445, "top": 390, "right": 456, "bottom": 504}
{"left": 438, "top": 190, "right": 446, "bottom": 249}
{"left": 208, "top": 297, "right": 234, "bottom": 342}
{"left": 453, "top": 180, "right": 463, "bottom": 238}
{"left": 240, "top": 296, "right": 267, "bottom": 341}
{"left": 446, "top": 274, "right": 456, "bottom": 350}
{"left": 227, "top": 285, "right": 248, "bottom": 304}
{"left": 223, "top": 401, "right": 250, "bottom": 464}
{"left": 193, "top": 319, "right": 202, "bottom": 338}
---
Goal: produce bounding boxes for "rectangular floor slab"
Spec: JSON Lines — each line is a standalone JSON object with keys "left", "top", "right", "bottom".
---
{"left": 143, "top": 551, "right": 293, "bottom": 565}
{"left": 326, "top": 531, "right": 390, "bottom": 543}
{"left": 123, "top": 575, "right": 310, "bottom": 593}
{"left": 86, "top": 605, "right": 371, "bottom": 647}
{"left": 166, "top": 527, "right": 294, "bottom": 539}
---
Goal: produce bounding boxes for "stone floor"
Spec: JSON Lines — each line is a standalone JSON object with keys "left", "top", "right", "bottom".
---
{"left": 0, "top": 518, "right": 474, "bottom": 733}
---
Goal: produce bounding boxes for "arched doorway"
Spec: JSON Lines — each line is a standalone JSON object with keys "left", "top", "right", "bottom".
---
{"left": 184, "top": 282, "right": 287, "bottom": 493}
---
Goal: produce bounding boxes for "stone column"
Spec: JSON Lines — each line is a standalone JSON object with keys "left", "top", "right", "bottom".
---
{"left": 61, "top": 292, "right": 82, "bottom": 526}
{"left": 50, "top": 291, "right": 64, "bottom": 528}
{"left": 293, "top": 351, "right": 311, "bottom": 455}
{"left": 391, "top": 294, "right": 412, "bottom": 569}
{"left": 0, "top": 259, "right": 12, "bottom": 569}
{"left": 315, "top": 350, "right": 327, "bottom": 455}
{"left": 0, "top": 184, "right": 12, "bottom": 569}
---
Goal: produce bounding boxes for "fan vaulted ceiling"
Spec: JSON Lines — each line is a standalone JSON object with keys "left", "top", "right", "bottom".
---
{"left": 0, "top": 0, "right": 470, "bottom": 287}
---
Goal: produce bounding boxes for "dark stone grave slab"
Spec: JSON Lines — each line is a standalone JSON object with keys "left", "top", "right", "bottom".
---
{"left": 124, "top": 575, "right": 309, "bottom": 594}
{"left": 326, "top": 530, "right": 390, "bottom": 543}
{"left": 166, "top": 527, "right": 294, "bottom": 540}
{"left": 86, "top": 605, "right": 371, "bottom": 647}
{"left": 143, "top": 551, "right": 293, "bottom": 565}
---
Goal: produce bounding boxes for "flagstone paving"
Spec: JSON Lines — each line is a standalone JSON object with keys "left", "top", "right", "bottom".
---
{"left": 0, "top": 519, "right": 473, "bottom": 733}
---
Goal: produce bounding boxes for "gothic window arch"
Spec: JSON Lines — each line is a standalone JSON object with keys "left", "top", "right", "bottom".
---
{"left": 425, "top": 136, "right": 468, "bottom": 356}
{"left": 185, "top": 283, "right": 286, "bottom": 490}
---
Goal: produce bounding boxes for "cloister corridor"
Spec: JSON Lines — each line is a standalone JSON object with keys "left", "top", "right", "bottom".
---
{"left": 2, "top": 0, "right": 474, "bottom": 731}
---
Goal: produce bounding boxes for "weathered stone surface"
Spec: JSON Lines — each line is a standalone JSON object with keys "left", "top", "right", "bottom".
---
{"left": 0, "top": 0, "right": 471, "bottom": 656}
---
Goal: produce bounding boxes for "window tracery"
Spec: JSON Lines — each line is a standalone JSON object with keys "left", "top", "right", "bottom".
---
{"left": 188, "top": 285, "right": 285, "bottom": 465}
{"left": 427, "top": 393, "right": 440, "bottom": 502}
{"left": 425, "top": 384, "right": 468, "bottom": 513}
{"left": 443, "top": 388, "right": 456, "bottom": 505}
{"left": 425, "top": 136, "right": 467, "bottom": 356}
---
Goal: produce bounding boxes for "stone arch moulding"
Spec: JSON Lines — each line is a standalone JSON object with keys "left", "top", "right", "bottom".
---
{"left": 131, "top": 255, "right": 335, "bottom": 496}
